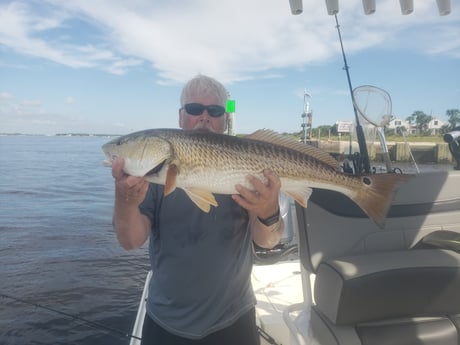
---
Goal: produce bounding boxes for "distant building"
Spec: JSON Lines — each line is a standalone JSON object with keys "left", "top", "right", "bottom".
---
{"left": 387, "top": 118, "right": 410, "bottom": 135}
{"left": 427, "top": 118, "right": 446, "bottom": 135}
{"left": 387, "top": 117, "right": 445, "bottom": 135}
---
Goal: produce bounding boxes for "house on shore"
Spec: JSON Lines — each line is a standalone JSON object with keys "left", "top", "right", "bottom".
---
{"left": 387, "top": 118, "right": 446, "bottom": 135}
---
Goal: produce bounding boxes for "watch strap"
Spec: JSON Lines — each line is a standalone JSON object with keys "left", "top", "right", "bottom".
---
{"left": 257, "top": 209, "right": 280, "bottom": 226}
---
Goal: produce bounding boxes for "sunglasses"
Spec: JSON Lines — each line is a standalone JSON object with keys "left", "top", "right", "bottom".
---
{"left": 182, "top": 103, "right": 226, "bottom": 118}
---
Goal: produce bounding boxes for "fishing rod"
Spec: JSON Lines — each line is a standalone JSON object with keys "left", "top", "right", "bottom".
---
{"left": 3, "top": 292, "right": 282, "bottom": 344}
{"left": 0, "top": 293, "right": 142, "bottom": 341}
{"left": 333, "top": 13, "right": 371, "bottom": 175}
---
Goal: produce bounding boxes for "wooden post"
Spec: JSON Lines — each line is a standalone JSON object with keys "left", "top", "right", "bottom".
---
{"left": 395, "top": 143, "right": 411, "bottom": 162}
{"left": 436, "top": 143, "right": 452, "bottom": 163}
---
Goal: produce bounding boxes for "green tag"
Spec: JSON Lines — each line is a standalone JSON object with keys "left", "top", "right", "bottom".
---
{"left": 226, "top": 99, "right": 235, "bottom": 113}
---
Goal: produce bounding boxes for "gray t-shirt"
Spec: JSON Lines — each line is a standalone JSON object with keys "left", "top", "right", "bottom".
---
{"left": 139, "top": 184, "right": 256, "bottom": 339}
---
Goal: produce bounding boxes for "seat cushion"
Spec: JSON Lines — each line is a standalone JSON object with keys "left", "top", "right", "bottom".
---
{"left": 314, "top": 249, "right": 460, "bottom": 325}
{"left": 357, "top": 317, "right": 458, "bottom": 345}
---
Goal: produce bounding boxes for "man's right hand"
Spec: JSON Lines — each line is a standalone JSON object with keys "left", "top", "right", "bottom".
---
{"left": 111, "top": 158, "right": 151, "bottom": 250}
{"left": 112, "top": 158, "right": 149, "bottom": 205}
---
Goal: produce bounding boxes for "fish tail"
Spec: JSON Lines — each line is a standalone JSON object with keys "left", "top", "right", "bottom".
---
{"left": 352, "top": 173, "right": 412, "bottom": 228}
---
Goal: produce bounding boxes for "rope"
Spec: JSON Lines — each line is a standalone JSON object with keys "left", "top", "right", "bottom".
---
{"left": 258, "top": 326, "right": 282, "bottom": 345}
{"left": 0, "top": 293, "right": 141, "bottom": 341}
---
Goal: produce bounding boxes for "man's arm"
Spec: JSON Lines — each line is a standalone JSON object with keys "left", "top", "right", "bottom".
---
{"left": 112, "top": 158, "right": 151, "bottom": 250}
{"left": 249, "top": 212, "right": 284, "bottom": 249}
{"left": 232, "top": 169, "right": 284, "bottom": 249}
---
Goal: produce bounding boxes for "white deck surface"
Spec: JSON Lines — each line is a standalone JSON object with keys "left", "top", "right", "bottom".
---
{"left": 252, "top": 260, "right": 306, "bottom": 345}
{"left": 130, "top": 259, "right": 308, "bottom": 345}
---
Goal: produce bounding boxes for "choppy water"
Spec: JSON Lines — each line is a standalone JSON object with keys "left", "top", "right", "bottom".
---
{"left": 0, "top": 135, "right": 149, "bottom": 345}
{"left": 0, "top": 135, "right": 456, "bottom": 345}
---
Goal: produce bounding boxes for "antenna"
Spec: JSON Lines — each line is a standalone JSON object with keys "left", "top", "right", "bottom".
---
{"left": 301, "top": 91, "right": 312, "bottom": 144}
{"left": 332, "top": 13, "right": 371, "bottom": 174}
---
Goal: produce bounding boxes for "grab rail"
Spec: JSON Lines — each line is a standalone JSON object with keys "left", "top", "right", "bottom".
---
{"left": 444, "top": 127, "right": 460, "bottom": 170}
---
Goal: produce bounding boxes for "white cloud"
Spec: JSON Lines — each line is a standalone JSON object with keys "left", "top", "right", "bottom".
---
{"left": 0, "top": 92, "right": 14, "bottom": 100}
{"left": 0, "top": 0, "right": 458, "bottom": 83}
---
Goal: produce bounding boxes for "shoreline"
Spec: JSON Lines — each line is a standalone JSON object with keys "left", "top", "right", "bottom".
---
{"left": 311, "top": 140, "right": 453, "bottom": 164}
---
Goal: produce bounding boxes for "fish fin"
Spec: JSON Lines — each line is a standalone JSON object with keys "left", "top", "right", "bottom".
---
{"left": 245, "top": 129, "right": 340, "bottom": 170}
{"left": 183, "top": 188, "right": 218, "bottom": 213}
{"left": 285, "top": 187, "right": 313, "bottom": 208}
{"left": 164, "top": 164, "right": 178, "bottom": 196}
{"left": 351, "top": 173, "right": 412, "bottom": 228}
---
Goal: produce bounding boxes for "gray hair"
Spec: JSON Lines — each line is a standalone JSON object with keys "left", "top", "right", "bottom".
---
{"left": 180, "top": 75, "right": 228, "bottom": 107}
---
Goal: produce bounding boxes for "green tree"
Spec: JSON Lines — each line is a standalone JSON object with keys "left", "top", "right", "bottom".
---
{"left": 446, "top": 109, "right": 460, "bottom": 129}
{"left": 440, "top": 124, "right": 451, "bottom": 135}
{"left": 407, "top": 111, "right": 432, "bottom": 135}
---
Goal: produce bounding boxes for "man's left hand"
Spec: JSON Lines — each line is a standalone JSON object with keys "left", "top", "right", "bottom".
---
{"left": 232, "top": 169, "right": 281, "bottom": 219}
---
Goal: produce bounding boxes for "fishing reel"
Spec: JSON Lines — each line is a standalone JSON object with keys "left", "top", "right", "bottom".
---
{"left": 444, "top": 126, "right": 460, "bottom": 170}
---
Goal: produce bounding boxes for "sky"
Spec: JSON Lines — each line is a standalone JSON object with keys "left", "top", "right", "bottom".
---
{"left": 0, "top": 0, "right": 459, "bottom": 135}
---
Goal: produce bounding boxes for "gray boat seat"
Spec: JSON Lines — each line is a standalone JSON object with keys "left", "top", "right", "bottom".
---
{"left": 294, "top": 171, "right": 460, "bottom": 345}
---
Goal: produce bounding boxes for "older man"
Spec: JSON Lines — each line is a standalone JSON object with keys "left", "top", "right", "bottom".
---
{"left": 111, "top": 75, "right": 283, "bottom": 345}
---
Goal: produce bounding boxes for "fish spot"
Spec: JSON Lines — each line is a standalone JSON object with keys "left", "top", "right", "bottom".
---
{"left": 362, "top": 176, "right": 372, "bottom": 185}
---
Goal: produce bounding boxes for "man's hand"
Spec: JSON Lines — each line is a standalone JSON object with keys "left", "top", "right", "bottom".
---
{"left": 232, "top": 169, "right": 281, "bottom": 219}
{"left": 111, "top": 158, "right": 151, "bottom": 250}
{"left": 112, "top": 158, "right": 149, "bottom": 205}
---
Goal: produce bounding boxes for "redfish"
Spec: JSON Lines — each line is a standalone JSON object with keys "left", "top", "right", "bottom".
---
{"left": 102, "top": 128, "right": 410, "bottom": 227}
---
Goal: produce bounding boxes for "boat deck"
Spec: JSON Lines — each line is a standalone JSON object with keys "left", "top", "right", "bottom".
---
{"left": 252, "top": 260, "right": 306, "bottom": 345}
{"left": 129, "top": 259, "right": 307, "bottom": 345}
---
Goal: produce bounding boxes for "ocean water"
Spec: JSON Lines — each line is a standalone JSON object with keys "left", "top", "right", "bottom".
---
{"left": 0, "top": 135, "right": 149, "bottom": 345}
{"left": 0, "top": 135, "right": 456, "bottom": 345}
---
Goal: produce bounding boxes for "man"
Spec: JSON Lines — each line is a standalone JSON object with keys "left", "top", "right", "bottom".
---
{"left": 111, "top": 75, "right": 283, "bottom": 345}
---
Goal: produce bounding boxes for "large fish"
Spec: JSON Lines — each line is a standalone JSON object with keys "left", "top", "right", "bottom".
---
{"left": 102, "top": 128, "right": 410, "bottom": 227}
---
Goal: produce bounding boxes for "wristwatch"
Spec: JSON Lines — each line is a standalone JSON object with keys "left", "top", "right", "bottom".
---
{"left": 258, "top": 209, "right": 280, "bottom": 226}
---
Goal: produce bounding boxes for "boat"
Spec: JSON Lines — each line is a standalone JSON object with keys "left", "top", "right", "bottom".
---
{"left": 129, "top": 150, "right": 460, "bottom": 345}
{"left": 129, "top": 2, "right": 459, "bottom": 344}
{"left": 128, "top": 124, "right": 460, "bottom": 345}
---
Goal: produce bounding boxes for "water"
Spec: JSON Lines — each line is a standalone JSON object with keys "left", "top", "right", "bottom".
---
{"left": 0, "top": 136, "right": 149, "bottom": 345}
{"left": 0, "top": 135, "right": 456, "bottom": 345}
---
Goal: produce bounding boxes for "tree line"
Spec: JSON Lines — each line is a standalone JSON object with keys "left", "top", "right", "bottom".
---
{"left": 302, "top": 108, "right": 460, "bottom": 138}
{"left": 404, "top": 109, "right": 460, "bottom": 135}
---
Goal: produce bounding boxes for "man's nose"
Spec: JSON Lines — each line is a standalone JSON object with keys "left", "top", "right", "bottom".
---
{"left": 199, "top": 109, "right": 211, "bottom": 119}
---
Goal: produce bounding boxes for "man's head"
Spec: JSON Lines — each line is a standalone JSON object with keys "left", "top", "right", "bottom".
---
{"left": 179, "top": 75, "right": 228, "bottom": 133}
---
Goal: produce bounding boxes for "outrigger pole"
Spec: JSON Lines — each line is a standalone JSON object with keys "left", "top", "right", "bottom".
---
{"left": 333, "top": 13, "right": 371, "bottom": 175}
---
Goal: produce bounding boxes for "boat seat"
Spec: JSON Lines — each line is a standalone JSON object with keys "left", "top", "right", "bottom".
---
{"left": 311, "top": 249, "right": 460, "bottom": 345}
{"left": 315, "top": 249, "right": 460, "bottom": 325}
{"left": 414, "top": 230, "right": 460, "bottom": 252}
{"left": 293, "top": 170, "right": 460, "bottom": 345}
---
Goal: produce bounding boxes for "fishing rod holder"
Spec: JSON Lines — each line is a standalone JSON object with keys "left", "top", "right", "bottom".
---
{"left": 444, "top": 127, "right": 460, "bottom": 170}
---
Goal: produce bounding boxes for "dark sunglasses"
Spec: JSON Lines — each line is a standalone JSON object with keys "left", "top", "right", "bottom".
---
{"left": 183, "top": 103, "right": 226, "bottom": 118}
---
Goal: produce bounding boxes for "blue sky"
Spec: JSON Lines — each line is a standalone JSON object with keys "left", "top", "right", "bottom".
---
{"left": 0, "top": 0, "right": 459, "bottom": 135}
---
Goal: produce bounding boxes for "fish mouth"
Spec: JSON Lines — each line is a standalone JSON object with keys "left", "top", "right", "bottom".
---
{"left": 144, "top": 159, "right": 167, "bottom": 177}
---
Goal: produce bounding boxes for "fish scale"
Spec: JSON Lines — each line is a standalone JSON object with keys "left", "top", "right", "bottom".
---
{"left": 102, "top": 128, "right": 411, "bottom": 228}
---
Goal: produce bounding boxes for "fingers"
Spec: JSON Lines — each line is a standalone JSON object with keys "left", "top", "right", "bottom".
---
{"left": 245, "top": 170, "right": 281, "bottom": 198}
{"left": 115, "top": 177, "right": 149, "bottom": 204}
{"left": 264, "top": 169, "right": 281, "bottom": 191}
{"left": 232, "top": 170, "right": 281, "bottom": 216}
{"left": 120, "top": 179, "right": 149, "bottom": 201}
{"left": 111, "top": 157, "right": 149, "bottom": 203}
{"left": 111, "top": 158, "right": 125, "bottom": 180}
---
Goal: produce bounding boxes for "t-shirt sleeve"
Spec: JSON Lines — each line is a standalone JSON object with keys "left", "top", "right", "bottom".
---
{"left": 139, "top": 184, "right": 155, "bottom": 224}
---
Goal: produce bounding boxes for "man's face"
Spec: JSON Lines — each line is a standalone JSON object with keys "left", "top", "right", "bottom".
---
{"left": 179, "top": 93, "right": 228, "bottom": 134}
